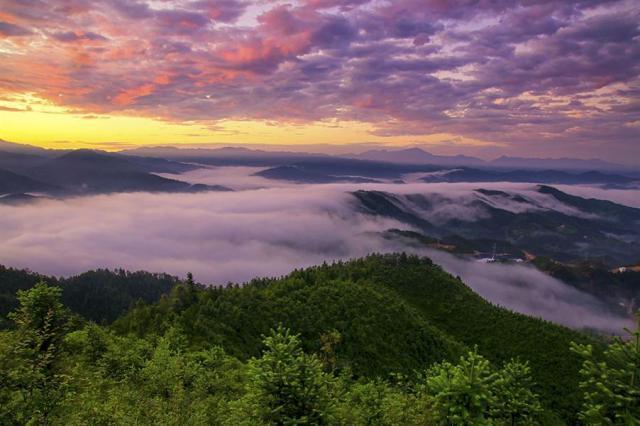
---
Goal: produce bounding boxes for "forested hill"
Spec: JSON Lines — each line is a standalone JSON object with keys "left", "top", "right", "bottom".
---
{"left": 0, "top": 266, "right": 179, "bottom": 327}
{"left": 2, "top": 254, "right": 631, "bottom": 424}
{"left": 113, "top": 254, "right": 596, "bottom": 419}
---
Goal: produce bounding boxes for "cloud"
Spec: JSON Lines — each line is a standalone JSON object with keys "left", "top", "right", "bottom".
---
{"left": 51, "top": 31, "right": 108, "bottom": 42}
{"left": 0, "top": 21, "right": 32, "bottom": 37}
{"left": 1, "top": 171, "right": 637, "bottom": 332}
{"left": 157, "top": 166, "right": 286, "bottom": 190}
{"left": 554, "top": 184, "right": 640, "bottom": 208}
{"left": 1, "top": 0, "right": 639, "bottom": 161}
{"left": 192, "top": 0, "right": 248, "bottom": 23}
{"left": 419, "top": 247, "right": 633, "bottom": 334}
{"left": 0, "top": 105, "right": 32, "bottom": 112}
{"left": 0, "top": 186, "right": 399, "bottom": 284}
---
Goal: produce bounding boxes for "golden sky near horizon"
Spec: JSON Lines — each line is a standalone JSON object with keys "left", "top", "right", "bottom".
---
{"left": 0, "top": 94, "right": 495, "bottom": 152}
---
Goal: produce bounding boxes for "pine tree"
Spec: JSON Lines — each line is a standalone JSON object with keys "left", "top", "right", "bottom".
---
{"left": 424, "top": 348, "right": 496, "bottom": 425}
{"left": 571, "top": 314, "right": 640, "bottom": 424}
{"left": 241, "top": 326, "right": 336, "bottom": 424}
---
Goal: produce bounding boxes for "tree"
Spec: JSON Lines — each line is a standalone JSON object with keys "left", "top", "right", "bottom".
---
{"left": 571, "top": 314, "right": 640, "bottom": 424}
{"left": 319, "top": 329, "right": 341, "bottom": 372}
{"left": 4, "top": 282, "right": 70, "bottom": 424}
{"left": 491, "top": 359, "right": 542, "bottom": 424}
{"left": 241, "top": 327, "right": 336, "bottom": 424}
{"left": 424, "top": 348, "right": 496, "bottom": 425}
{"left": 423, "top": 349, "right": 542, "bottom": 425}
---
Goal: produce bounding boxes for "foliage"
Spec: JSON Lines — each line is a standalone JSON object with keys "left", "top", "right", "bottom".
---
{"left": 113, "top": 263, "right": 465, "bottom": 378}
{"left": 2, "top": 282, "right": 70, "bottom": 425}
{"left": 111, "top": 253, "right": 592, "bottom": 420}
{"left": 334, "top": 378, "right": 432, "bottom": 425}
{"left": 424, "top": 348, "right": 497, "bottom": 424}
{"left": 319, "top": 329, "right": 342, "bottom": 372}
{"left": 0, "top": 254, "right": 619, "bottom": 424}
{"left": 232, "top": 327, "right": 337, "bottom": 424}
{"left": 491, "top": 359, "right": 543, "bottom": 424}
{"left": 0, "top": 266, "right": 179, "bottom": 327}
{"left": 571, "top": 316, "right": 640, "bottom": 424}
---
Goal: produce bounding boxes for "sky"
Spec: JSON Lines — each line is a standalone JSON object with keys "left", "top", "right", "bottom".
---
{"left": 0, "top": 0, "right": 638, "bottom": 162}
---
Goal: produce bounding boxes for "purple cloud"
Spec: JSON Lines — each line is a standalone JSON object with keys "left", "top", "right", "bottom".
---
{"left": 0, "top": 0, "right": 638, "bottom": 162}
{"left": 191, "top": 0, "right": 248, "bottom": 23}
{"left": 51, "top": 31, "right": 108, "bottom": 42}
{"left": 0, "top": 21, "right": 32, "bottom": 37}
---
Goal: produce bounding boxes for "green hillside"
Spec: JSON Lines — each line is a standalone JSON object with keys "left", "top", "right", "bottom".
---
{"left": 2, "top": 254, "right": 631, "bottom": 424}
{"left": 113, "top": 254, "right": 595, "bottom": 419}
{"left": 0, "top": 265, "right": 178, "bottom": 327}
{"left": 114, "top": 259, "right": 465, "bottom": 377}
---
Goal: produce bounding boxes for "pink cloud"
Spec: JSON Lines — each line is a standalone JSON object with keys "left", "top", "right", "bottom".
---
{"left": 0, "top": 0, "right": 638, "bottom": 162}
{"left": 113, "top": 83, "right": 156, "bottom": 106}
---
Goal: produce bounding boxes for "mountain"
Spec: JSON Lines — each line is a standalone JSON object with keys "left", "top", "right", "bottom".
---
{"left": 255, "top": 159, "right": 638, "bottom": 186}
{"left": 0, "top": 168, "right": 59, "bottom": 194}
{"left": 490, "top": 155, "right": 628, "bottom": 171}
{"left": 538, "top": 184, "right": 640, "bottom": 222}
{"left": 254, "top": 158, "right": 442, "bottom": 182}
{"left": 421, "top": 167, "right": 638, "bottom": 187}
{"left": 350, "top": 147, "right": 632, "bottom": 171}
{"left": 4, "top": 140, "right": 635, "bottom": 172}
{"left": 352, "top": 185, "right": 640, "bottom": 266}
{"left": 122, "top": 146, "right": 328, "bottom": 167}
{"left": 110, "top": 253, "right": 595, "bottom": 420}
{"left": 351, "top": 147, "right": 485, "bottom": 166}
{"left": 0, "top": 142, "right": 232, "bottom": 196}
{"left": 0, "top": 150, "right": 50, "bottom": 173}
{"left": 2, "top": 254, "right": 607, "bottom": 422}
{"left": 0, "top": 139, "right": 59, "bottom": 156}
{"left": 117, "top": 153, "right": 199, "bottom": 174}
{"left": 0, "top": 149, "right": 229, "bottom": 196}
{"left": 0, "top": 265, "right": 179, "bottom": 328}
{"left": 532, "top": 257, "right": 640, "bottom": 316}
{"left": 255, "top": 164, "right": 383, "bottom": 183}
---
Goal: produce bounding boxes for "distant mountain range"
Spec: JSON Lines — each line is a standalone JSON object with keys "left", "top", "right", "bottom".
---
{"left": 0, "top": 168, "right": 58, "bottom": 194}
{"left": 253, "top": 157, "right": 437, "bottom": 183}
{"left": 254, "top": 160, "right": 638, "bottom": 187}
{"left": 351, "top": 147, "right": 631, "bottom": 171}
{"left": 2, "top": 140, "right": 637, "bottom": 170}
{"left": 124, "top": 144, "right": 636, "bottom": 172}
{"left": 351, "top": 147, "right": 485, "bottom": 167}
{"left": 0, "top": 147, "right": 229, "bottom": 201}
{"left": 0, "top": 139, "right": 60, "bottom": 156}
{"left": 122, "top": 145, "right": 328, "bottom": 167}
{"left": 1, "top": 141, "right": 639, "bottom": 200}
{"left": 421, "top": 168, "right": 636, "bottom": 186}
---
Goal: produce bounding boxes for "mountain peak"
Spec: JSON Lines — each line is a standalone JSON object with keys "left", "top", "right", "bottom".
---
{"left": 399, "top": 147, "right": 432, "bottom": 155}
{"left": 353, "top": 147, "right": 483, "bottom": 166}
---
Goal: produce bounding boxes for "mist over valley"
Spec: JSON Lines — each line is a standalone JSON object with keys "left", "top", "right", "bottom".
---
{"left": 2, "top": 159, "right": 639, "bottom": 334}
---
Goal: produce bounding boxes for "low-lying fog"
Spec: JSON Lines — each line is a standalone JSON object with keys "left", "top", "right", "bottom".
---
{"left": 1, "top": 166, "right": 638, "bottom": 333}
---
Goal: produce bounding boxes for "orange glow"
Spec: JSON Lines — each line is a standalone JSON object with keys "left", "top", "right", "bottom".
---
{"left": 112, "top": 84, "right": 156, "bottom": 106}
{"left": 0, "top": 93, "right": 497, "bottom": 152}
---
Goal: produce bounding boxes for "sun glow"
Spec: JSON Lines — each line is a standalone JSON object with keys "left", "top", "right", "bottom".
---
{"left": 0, "top": 93, "right": 494, "bottom": 151}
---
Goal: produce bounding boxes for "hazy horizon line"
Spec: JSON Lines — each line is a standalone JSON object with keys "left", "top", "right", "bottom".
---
{"left": 3, "top": 137, "right": 638, "bottom": 167}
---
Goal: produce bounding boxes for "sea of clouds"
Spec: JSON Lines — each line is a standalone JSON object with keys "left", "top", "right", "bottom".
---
{"left": 1, "top": 166, "right": 638, "bottom": 333}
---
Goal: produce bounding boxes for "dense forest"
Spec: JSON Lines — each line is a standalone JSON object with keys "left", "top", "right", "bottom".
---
{"left": 1, "top": 254, "right": 638, "bottom": 424}
{"left": 0, "top": 266, "right": 179, "bottom": 328}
